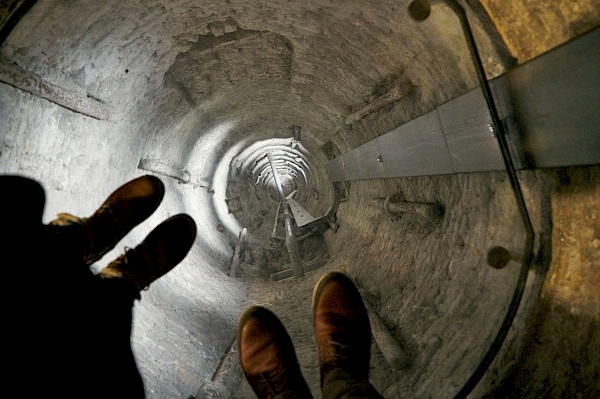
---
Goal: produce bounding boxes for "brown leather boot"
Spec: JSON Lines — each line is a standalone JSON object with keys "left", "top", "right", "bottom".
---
{"left": 312, "top": 272, "right": 373, "bottom": 394}
{"left": 238, "top": 306, "right": 313, "bottom": 399}
{"left": 98, "top": 214, "right": 196, "bottom": 298}
{"left": 50, "top": 175, "right": 165, "bottom": 265}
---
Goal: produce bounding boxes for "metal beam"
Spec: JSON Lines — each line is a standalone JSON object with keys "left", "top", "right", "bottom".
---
{"left": 327, "top": 27, "right": 600, "bottom": 181}
{"left": 499, "top": 26, "right": 600, "bottom": 168}
{"left": 287, "top": 197, "right": 318, "bottom": 227}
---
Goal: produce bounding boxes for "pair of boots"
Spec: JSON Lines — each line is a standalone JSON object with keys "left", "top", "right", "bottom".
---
{"left": 48, "top": 174, "right": 197, "bottom": 296}
{"left": 3, "top": 174, "right": 198, "bottom": 398}
{"left": 238, "top": 272, "right": 383, "bottom": 399}
{"left": 15, "top": 174, "right": 379, "bottom": 398}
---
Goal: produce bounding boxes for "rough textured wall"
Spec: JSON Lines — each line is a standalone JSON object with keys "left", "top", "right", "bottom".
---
{"left": 490, "top": 166, "right": 600, "bottom": 398}
{"left": 479, "top": 0, "right": 600, "bottom": 62}
{"left": 0, "top": 0, "right": 598, "bottom": 398}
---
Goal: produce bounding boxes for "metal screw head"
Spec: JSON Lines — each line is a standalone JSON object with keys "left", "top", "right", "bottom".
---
{"left": 487, "top": 246, "right": 511, "bottom": 269}
{"left": 408, "top": 0, "right": 431, "bottom": 21}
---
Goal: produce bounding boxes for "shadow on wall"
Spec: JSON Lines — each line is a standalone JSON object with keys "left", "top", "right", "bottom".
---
{"left": 492, "top": 165, "right": 600, "bottom": 398}
{"left": 491, "top": 298, "right": 600, "bottom": 398}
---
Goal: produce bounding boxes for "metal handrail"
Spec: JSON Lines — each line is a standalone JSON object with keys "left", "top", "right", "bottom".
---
{"left": 410, "top": 1, "right": 535, "bottom": 397}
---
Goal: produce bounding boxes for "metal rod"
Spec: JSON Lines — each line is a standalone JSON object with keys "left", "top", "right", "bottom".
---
{"left": 138, "top": 158, "right": 190, "bottom": 183}
{"left": 442, "top": 0, "right": 533, "bottom": 236}
{"left": 0, "top": 54, "right": 111, "bottom": 120}
{"left": 345, "top": 78, "right": 414, "bottom": 125}
{"left": 364, "top": 300, "right": 410, "bottom": 370}
{"left": 437, "top": 2, "right": 535, "bottom": 398}
{"left": 293, "top": 125, "right": 301, "bottom": 141}
{"left": 196, "top": 337, "right": 239, "bottom": 398}
{"left": 384, "top": 196, "right": 443, "bottom": 222}
{"left": 229, "top": 228, "right": 247, "bottom": 277}
{"left": 267, "top": 153, "right": 304, "bottom": 278}
{"left": 271, "top": 201, "right": 282, "bottom": 239}
{"left": 267, "top": 152, "right": 288, "bottom": 205}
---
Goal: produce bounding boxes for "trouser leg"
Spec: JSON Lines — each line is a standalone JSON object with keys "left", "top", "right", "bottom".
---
{"left": 85, "top": 277, "right": 145, "bottom": 399}
{"left": 322, "top": 369, "right": 384, "bottom": 399}
{"left": 2, "top": 175, "right": 145, "bottom": 397}
{"left": 42, "top": 241, "right": 144, "bottom": 398}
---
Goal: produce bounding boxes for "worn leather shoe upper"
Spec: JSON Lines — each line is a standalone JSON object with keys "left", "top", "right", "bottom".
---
{"left": 98, "top": 213, "right": 196, "bottom": 297}
{"left": 312, "top": 271, "right": 371, "bottom": 383}
{"left": 51, "top": 175, "right": 165, "bottom": 265}
{"left": 238, "top": 306, "right": 313, "bottom": 399}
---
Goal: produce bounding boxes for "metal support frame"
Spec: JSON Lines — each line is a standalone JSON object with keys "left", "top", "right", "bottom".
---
{"left": 267, "top": 152, "right": 305, "bottom": 279}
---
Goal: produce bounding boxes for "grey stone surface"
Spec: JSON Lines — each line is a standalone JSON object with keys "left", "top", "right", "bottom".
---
{"left": 0, "top": 1, "right": 598, "bottom": 398}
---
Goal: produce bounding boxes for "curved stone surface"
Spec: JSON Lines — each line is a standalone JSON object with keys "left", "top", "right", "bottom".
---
{"left": 0, "top": 1, "right": 598, "bottom": 398}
